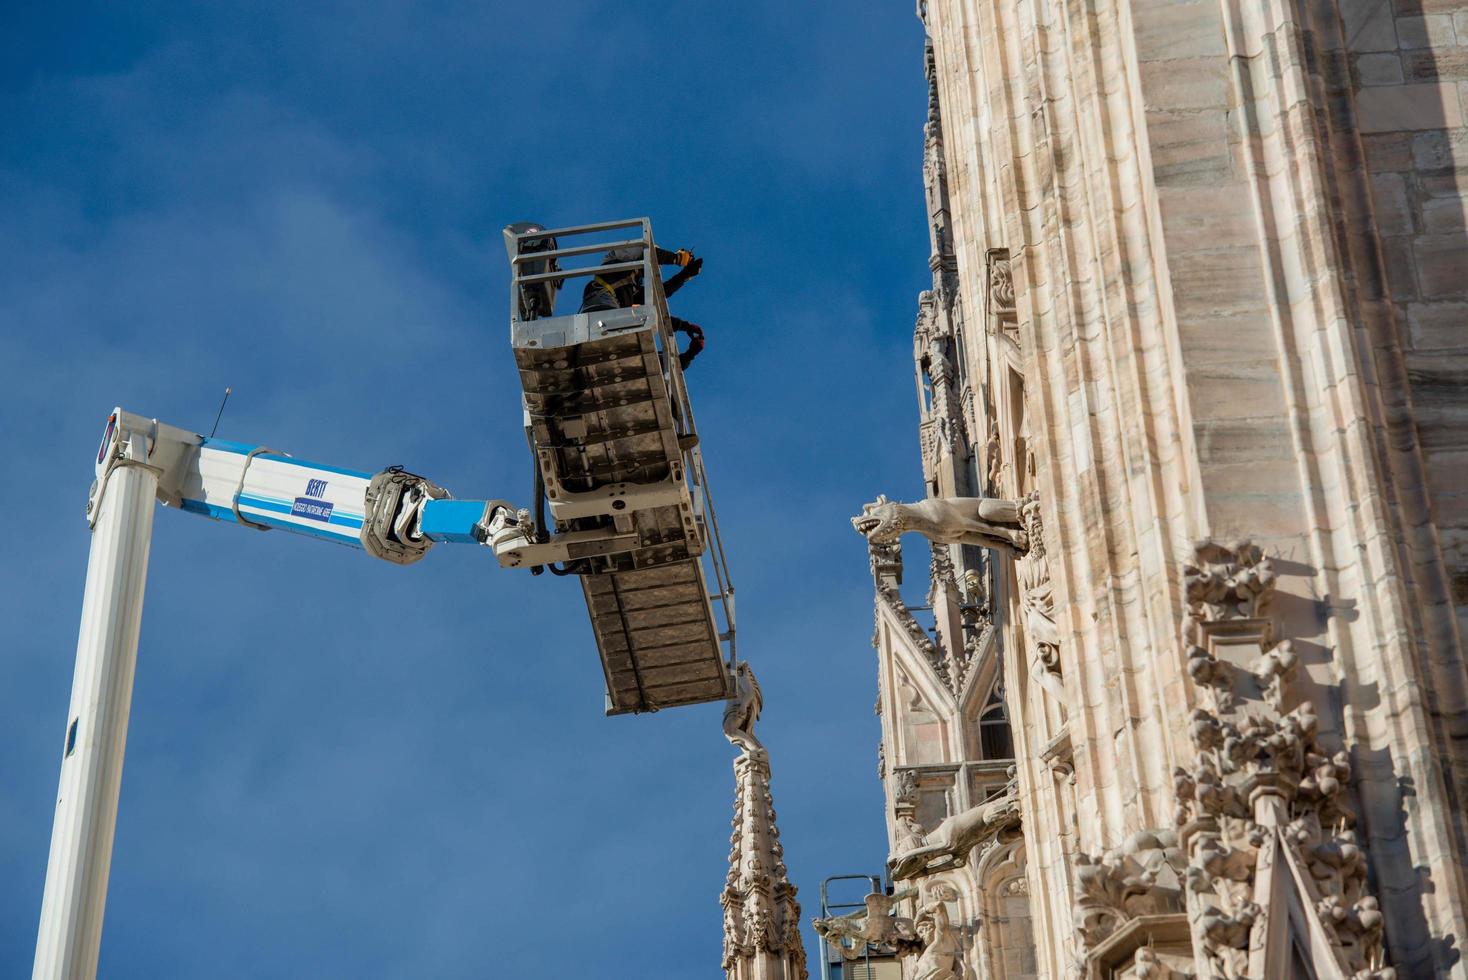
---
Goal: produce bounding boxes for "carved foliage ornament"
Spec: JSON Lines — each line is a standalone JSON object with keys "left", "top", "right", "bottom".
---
{"left": 923, "top": 38, "right": 940, "bottom": 128}
{"left": 894, "top": 767, "right": 921, "bottom": 810}
{"left": 1069, "top": 829, "right": 1188, "bottom": 962}
{"left": 1174, "top": 541, "right": 1393, "bottom": 980}
{"left": 1183, "top": 541, "right": 1276, "bottom": 630}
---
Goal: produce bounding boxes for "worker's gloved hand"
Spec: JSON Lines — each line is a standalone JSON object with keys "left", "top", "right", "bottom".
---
{"left": 663, "top": 256, "right": 703, "bottom": 297}
{"left": 677, "top": 321, "right": 705, "bottom": 370}
{"left": 673, "top": 248, "right": 695, "bottom": 267}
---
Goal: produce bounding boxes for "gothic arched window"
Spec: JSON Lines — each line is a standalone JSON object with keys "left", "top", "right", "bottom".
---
{"left": 979, "top": 680, "right": 1014, "bottom": 760}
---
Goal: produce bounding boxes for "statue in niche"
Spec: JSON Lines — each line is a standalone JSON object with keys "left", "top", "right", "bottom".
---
{"left": 904, "top": 886, "right": 963, "bottom": 979}
{"left": 911, "top": 898, "right": 963, "bottom": 980}
{"left": 852, "top": 495, "right": 1029, "bottom": 554}
{"left": 925, "top": 337, "right": 954, "bottom": 384}
{"left": 1017, "top": 497, "right": 1059, "bottom": 671}
{"left": 985, "top": 420, "right": 1003, "bottom": 493}
{"left": 1016, "top": 492, "right": 1069, "bottom": 708}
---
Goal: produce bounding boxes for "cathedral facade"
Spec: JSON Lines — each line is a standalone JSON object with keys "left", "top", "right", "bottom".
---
{"left": 833, "top": 0, "right": 1468, "bottom": 977}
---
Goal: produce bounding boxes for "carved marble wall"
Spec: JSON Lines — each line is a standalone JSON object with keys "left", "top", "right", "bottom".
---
{"left": 841, "top": 1, "right": 1468, "bottom": 976}
{"left": 850, "top": 497, "right": 1037, "bottom": 979}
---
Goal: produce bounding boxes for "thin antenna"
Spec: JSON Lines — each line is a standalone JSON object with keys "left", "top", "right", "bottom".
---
{"left": 209, "top": 387, "right": 232, "bottom": 438}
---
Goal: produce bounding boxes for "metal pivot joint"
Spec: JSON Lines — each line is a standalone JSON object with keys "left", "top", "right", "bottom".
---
{"left": 361, "top": 468, "right": 449, "bottom": 565}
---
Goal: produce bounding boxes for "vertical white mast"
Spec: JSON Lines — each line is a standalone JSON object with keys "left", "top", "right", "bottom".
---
{"left": 34, "top": 414, "right": 159, "bottom": 980}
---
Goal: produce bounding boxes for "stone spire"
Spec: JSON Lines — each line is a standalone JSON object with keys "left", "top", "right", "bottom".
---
{"left": 720, "top": 662, "right": 807, "bottom": 980}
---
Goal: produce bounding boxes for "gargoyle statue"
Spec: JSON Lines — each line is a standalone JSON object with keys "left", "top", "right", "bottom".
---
{"left": 812, "top": 890, "right": 922, "bottom": 959}
{"left": 889, "top": 787, "right": 1022, "bottom": 880}
{"left": 852, "top": 495, "right": 1030, "bottom": 554}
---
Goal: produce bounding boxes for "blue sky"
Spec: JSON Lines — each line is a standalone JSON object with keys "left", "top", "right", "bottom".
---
{"left": 0, "top": 3, "right": 932, "bottom": 976}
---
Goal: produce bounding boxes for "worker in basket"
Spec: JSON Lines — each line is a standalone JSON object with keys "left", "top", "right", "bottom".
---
{"left": 580, "top": 244, "right": 706, "bottom": 370}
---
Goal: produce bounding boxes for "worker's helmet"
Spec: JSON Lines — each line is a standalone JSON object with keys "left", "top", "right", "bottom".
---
{"left": 503, "top": 222, "right": 562, "bottom": 320}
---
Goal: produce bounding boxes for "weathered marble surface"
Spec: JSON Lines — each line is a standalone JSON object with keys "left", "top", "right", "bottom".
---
{"left": 845, "top": 0, "right": 1468, "bottom": 975}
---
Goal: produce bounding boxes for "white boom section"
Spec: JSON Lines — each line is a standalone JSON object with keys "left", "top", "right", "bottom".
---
{"left": 34, "top": 414, "right": 163, "bottom": 980}
{"left": 172, "top": 438, "right": 372, "bottom": 545}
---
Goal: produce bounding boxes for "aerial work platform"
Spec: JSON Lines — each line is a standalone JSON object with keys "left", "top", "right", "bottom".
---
{"left": 36, "top": 215, "right": 741, "bottom": 980}
{"left": 505, "top": 218, "right": 735, "bottom": 714}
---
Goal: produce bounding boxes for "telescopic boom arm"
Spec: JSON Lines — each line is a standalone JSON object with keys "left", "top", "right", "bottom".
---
{"left": 90, "top": 408, "right": 587, "bottom": 569}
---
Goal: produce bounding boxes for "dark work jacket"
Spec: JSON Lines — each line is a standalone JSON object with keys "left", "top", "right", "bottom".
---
{"left": 579, "top": 245, "right": 687, "bottom": 313}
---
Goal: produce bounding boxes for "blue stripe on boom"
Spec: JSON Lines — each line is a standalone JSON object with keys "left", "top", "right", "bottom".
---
{"left": 199, "top": 438, "right": 258, "bottom": 455}
{"left": 177, "top": 499, "right": 236, "bottom": 522}
{"left": 237, "top": 493, "right": 365, "bottom": 529}
{"left": 177, "top": 498, "right": 365, "bottom": 547}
